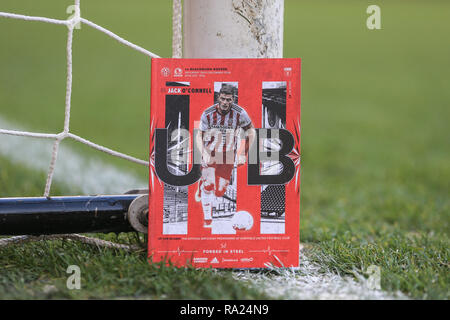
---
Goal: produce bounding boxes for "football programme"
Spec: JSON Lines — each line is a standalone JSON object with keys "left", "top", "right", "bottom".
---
{"left": 148, "top": 58, "right": 301, "bottom": 268}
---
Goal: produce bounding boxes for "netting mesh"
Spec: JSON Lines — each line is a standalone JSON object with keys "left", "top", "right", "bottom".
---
{"left": 0, "top": 0, "right": 183, "bottom": 197}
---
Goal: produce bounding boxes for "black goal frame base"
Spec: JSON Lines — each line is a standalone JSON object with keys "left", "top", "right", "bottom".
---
{"left": 0, "top": 195, "right": 140, "bottom": 235}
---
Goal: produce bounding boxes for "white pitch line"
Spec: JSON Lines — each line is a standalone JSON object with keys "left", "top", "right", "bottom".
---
{"left": 0, "top": 116, "right": 146, "bottom": 195}
{"left": 233, "top": 248, "right": 408, "bottom": 300}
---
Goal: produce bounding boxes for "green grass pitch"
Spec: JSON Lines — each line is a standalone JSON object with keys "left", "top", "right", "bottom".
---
{"left": 0, "top": 0, "right": 449, "bottom": 299}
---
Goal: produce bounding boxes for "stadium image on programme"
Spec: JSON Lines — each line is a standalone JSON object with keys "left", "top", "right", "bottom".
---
{"left": 0, "top": 0, "right": 448, "bottom": 304}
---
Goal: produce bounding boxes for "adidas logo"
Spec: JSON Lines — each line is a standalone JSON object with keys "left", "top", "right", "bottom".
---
{"left": 210, "top": 257, "right": 219, "bottom": 264}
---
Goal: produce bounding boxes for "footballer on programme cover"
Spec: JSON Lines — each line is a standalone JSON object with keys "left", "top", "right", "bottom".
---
{"left": 149, "top": 58, "right": 301, "bottom": 268}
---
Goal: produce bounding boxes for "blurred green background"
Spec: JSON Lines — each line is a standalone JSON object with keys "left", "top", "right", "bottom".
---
{"left": 0, "top": 0, "right": 449, "bottom": 299}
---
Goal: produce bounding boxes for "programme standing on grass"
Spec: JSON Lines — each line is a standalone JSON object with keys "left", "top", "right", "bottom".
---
{"left": 195, "top": 84, "right": 256, "bottom": 229}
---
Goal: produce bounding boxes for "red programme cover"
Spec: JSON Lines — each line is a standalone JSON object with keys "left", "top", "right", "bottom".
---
{"left": 149, "top": 58, "right": 301, "bottom": 268}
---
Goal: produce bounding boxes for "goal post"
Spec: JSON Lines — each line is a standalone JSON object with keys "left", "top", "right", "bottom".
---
{"left": 183, "top": 0, "right": 284, "bottom": 58}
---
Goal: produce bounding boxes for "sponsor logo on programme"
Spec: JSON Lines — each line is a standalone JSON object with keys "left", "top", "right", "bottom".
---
{"left": 284, "top": 67, "right": 292, "bottom": 77}
{"left": 161, "top": 67, "right": 170, "bottom": 77}
{"left": 222, "top": 258, "right": 239, "bottom": 262}
{"left": 240, "top": 257, "right": 254, "bottom": 263}
{"left": 174, "top": 67, "right": 183, "bottom": 76}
